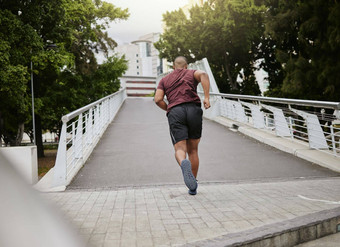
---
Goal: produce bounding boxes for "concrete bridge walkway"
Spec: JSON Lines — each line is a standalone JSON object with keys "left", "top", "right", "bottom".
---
{"left": 68, "top": 97, "right": 336, "bottom": 189}
{"left": 43, "top": 97, "right": 340, "bottom": 247}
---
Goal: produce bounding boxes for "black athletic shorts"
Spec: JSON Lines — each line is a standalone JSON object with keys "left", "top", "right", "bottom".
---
{"left": 167, "top": 102, "right": 203, "bottom": 145}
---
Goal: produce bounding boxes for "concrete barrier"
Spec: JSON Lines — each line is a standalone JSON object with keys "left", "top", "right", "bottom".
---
{"left": 185, "top": 206, "right": 340, "bottom": 247}
{"left": 0, "top": 146, "right": 38, "bottom": 184}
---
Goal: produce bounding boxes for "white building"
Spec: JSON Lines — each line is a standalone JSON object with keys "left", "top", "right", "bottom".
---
{"left": 115, "top": 33, "right": 161, "bottom": 96}
{"left": 115, "top": 33, "right": 162, "bottom": 77}
{"left": 115, "top": 43, "right": 140, "bottom": 76}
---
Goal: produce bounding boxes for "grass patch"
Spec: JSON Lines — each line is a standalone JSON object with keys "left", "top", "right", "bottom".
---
{"left": 38, "top": 149, "right": 57, "bottom": 179}
{"left": 43, "top": 143, "right": 59, "bottom": 150}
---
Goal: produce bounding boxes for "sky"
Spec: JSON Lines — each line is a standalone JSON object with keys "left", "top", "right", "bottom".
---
{"left": 105, "top": 0, "right": 187, "bottom": 45}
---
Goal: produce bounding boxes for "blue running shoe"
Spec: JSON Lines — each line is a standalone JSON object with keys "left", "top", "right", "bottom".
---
{"left": 181, "top": 159, "right": 197, "bottom": 191}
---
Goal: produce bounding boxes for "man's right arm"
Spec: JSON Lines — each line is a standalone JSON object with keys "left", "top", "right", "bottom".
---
{"left": 154, "top": 89, "right": 168, "bottom": 111}
{"left": 194, "top": 70, "right": 211, "bottom": 109}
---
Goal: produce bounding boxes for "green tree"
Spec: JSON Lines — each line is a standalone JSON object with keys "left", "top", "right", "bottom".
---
{"left": 0, "top": 0, "right": 129, "bottom": 159}
{"left": 41, "top": 55, "right": 127, "bottom": 138}
{"left": 0, "top": 8, "right": 42, "bottom": 146}
{"left": 263, "top": 0, "right": 340, "bottom": 101}
{"left": 32, "top": 0, "right": 128, "bottom": 156}
{"left": 87, "top": 55, "right": 128, "bottom": 100}
{"left": 155, "top": 0, "right": 264, "bottom": 95}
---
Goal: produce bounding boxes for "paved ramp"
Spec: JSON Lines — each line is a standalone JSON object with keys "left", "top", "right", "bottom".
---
{"left": 68, "top": 98, "right": 338, "bottom": 190}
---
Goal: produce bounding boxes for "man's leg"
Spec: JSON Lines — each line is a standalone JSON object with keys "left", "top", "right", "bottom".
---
{"left": 174, "top": 139, "right": 197, "bottom": 192}
{"left": 187, "top": 138, "right": 200, "bottom": 178}
{"left": 174, "top": 140, "right": 187, "bottom": 165}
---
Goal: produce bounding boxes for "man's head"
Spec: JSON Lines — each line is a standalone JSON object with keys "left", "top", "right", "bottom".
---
{"left": 173, "top": 56, "right": 188, "bottom": 69}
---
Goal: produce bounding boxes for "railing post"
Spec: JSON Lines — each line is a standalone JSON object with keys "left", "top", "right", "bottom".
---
{"left": 330, "top": 125, "right": 337, "bottom": 155}
{"left": 106, "top": 100, "right": 109, "bottom": 124}
{"left": 109, "top": 96, "right": 113, "bottom": 121}
{"left": 219, "top": 98, "right": 226, "bottom": 117}
{"left": 95, "top": 106, "right": 100, "bottom": 135}
{"left": 234, "top": 101, "right": 247, "bottom": 123}
{"left": 87, "top": 109, "right": 93, "bottom": 145}
{"left": 241, "top": 101, "right": 265, "bottom": 129}
{"left": 99, "top": 103, "right": 103, "bottom": 130}
{"left": 290, "top": 108, "right": 328, "bottom": 149}
{"left": 199, "top": 94, "right": 220, "bottom": 119}
{"left": 288, "top": 117, "right": 294, "bottom": 140}
{"left": 53, "top": 122, "right": 67, "bottom": 187}
{"left": 226, "top": 100, "right": 236, "bottom": 120}
{"left": 99, "top": 103, "right": 104, "bottom": 130}
{"left": 84, "top": 113, "right": 88, "bottom": 146}
{"left": 103, "top": 100, "right": 107, "bottom": 126}
{"left": 72, "top": 121, "right": 75, "bottom": 145}
{"left": 261, "top": 104, "right": 291, "bottom": 137}
{"left": 75, "top": 113, "right": 83, "bottom": 159}
{"left": 201, "top": 58, "right": 220, "bottom": 93}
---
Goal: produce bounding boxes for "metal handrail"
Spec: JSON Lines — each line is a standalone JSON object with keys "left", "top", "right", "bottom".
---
{"left": 207, "top": 92, "right": 340, "bottom": 110}
{"left": 199, "top": 91, "right": 340, "bottom": 157}
{"left": 53, "top": 88, "right": 127, "bottom": 188}
{"left": 62, "top": 90, "right": 124, "bottom": 122}
{"left": 190, "top": 56, "right": 340, "bottom": 159}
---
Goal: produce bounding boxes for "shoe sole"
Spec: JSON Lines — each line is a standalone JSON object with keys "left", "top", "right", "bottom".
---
{"left": 188, "top": 189, "right": 197, "bottom": 195}
{"left": 181, "top": 160, "right": 197, "bottom": 191}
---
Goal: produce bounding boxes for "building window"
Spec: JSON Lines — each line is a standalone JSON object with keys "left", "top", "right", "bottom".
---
{"left": 136, "top": 60, "right": 139, "bottom": 63}
{"left": 137, "top": 72, "right": 139, "bottom": 75}
{"left": 136, "top": 54, "right": 139, "bottom": 57}
{"left": 146, "top": 43, "right": 151, "bottom": 57}
{"left": 137, "top": 66, "right": 139, "bottom": 69}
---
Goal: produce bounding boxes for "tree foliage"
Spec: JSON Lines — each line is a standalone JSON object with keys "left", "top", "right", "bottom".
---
{"left": 156, "top": 0, "right": 340, "bottom": 101}
{"left": 155, "top": 0, "right": 264, "bottom": 95}
{"left": 0, "top": 8, "right": 40, "bottom": 145}
{"left": 0, "top": 0, "right": 129, "bottom": 156}
{"left": 263, "top": 0, "right": 340, "bottom": 101}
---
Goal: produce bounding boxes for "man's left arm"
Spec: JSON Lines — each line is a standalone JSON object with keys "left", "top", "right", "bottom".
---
{"left": 154, "top": 89, "right": 168, "bottom": 111}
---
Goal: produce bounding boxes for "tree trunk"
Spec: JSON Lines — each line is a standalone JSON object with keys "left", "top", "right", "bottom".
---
{"left": 35, "top": 114, "right": 45, "bottom": 158}
{"left": 15, "top": 123, "right": 24, "bottom": 145}
{"left": 224, "top": 53, "right": 236, "bottom": 90}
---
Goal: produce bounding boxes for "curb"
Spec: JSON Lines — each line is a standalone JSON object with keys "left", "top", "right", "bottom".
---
{"left": 183, "top": 206, "right": 340, "bottom": 247}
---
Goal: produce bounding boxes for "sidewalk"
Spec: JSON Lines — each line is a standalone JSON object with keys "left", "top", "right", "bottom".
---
{"left": 42, "top": 177, "right": 340, "bottom": 247}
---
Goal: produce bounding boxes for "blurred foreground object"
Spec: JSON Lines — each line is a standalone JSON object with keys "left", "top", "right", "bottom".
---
{"left": 0, "top": 146, "right": 38, "bottom": 184}
{"left": 0, "top": 153, "right": 85, "bottom": 247}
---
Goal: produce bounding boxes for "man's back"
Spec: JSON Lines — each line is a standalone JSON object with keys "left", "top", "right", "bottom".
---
{"left": 158, "top": 69, "right": 201, "bottom": 111}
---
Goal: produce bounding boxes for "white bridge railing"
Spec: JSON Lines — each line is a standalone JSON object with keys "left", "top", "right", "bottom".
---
{"left": 186, "top": 58, "right": 340, "bottom": 159}
{"left": 198, "top": 92, "right": 340, "bottom": 158}
{"left": 53, "top": 89, "right": 127, "bottom": 187}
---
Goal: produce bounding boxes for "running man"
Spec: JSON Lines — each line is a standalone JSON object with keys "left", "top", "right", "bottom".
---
{"left": 154, "top": 56, "right": 211, "bottom": 195}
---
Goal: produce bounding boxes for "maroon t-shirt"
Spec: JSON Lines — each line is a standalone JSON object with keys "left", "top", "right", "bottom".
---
{"left": 157, "top": 69, "right": 201, "bottom": 112}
